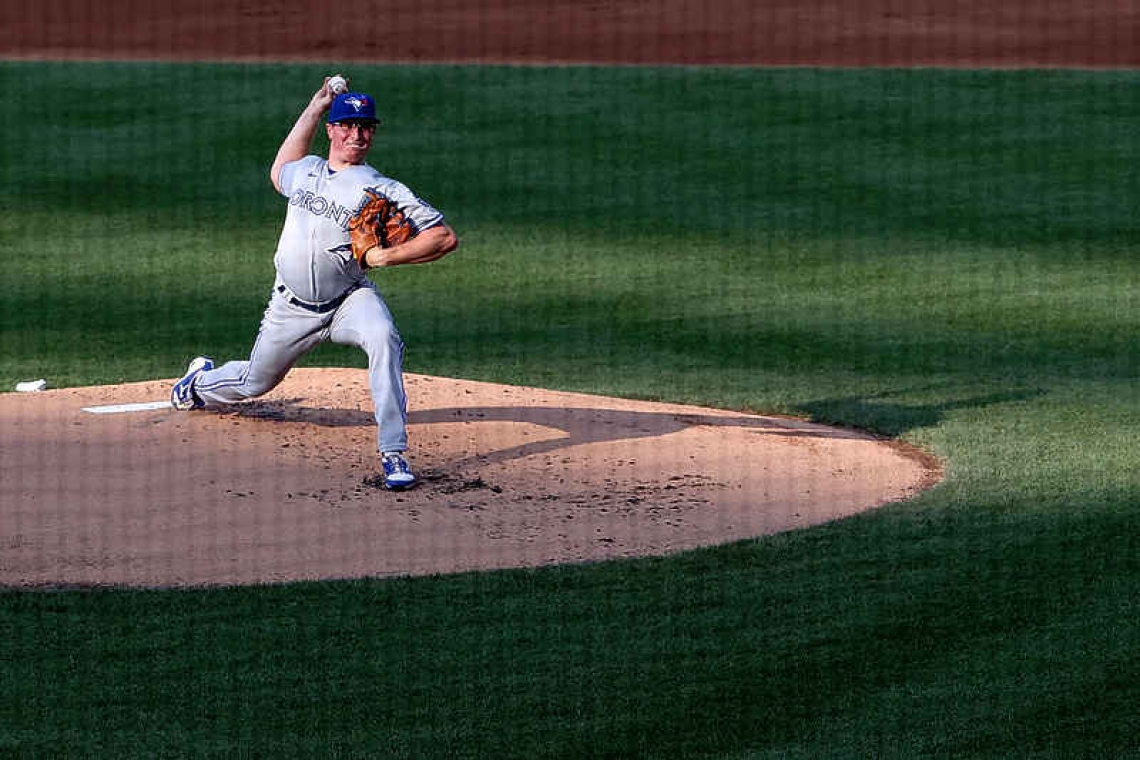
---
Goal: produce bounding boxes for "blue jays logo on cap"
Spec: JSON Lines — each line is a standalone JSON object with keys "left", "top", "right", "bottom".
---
{"left": 328, "top": 92, "right": 380, "bottom": 124}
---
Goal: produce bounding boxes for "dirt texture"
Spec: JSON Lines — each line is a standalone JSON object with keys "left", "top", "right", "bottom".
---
{"left": 5, "top": 0, "right": 1117, "bottom": 587}
{"left": 1, "top": 371, "right": 936, "bottom": 588}
{"left": 1, "top": 0, "right": 1135, "bottom": 67}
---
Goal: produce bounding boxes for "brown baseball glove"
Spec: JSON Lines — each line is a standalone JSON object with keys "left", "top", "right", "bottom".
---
{"left": 348, "top": 188, "right": 415, "bottom": 267}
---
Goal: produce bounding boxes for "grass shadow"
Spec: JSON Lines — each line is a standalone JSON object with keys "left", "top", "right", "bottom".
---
{"left": 796, "top": 385, "right": 1048, "bottom": 437}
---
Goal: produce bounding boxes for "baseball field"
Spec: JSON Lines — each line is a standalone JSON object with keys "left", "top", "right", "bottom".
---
{"left": 3, "top": 1, "right": 1140, "bottom": 756}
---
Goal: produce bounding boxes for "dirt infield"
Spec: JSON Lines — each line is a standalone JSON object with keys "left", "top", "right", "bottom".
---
{"left": 5, "top": 0, "right": 1121, "bottom": 587}
{"left": 1, "top": 0, "right": 1134, "bottom": 67}
{"left": 0, "top": 370, "right": 937, "bottom": 588}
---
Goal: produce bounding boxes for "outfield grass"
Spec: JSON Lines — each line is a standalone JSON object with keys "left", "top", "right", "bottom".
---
{"left": 1, "top": 61, "right": 1138, "bottom": 757}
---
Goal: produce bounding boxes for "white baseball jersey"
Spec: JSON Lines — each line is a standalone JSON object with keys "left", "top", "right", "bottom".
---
{"left": 276, "top": 156, "right": 444, "bottom": 303}
{"left": 191, "top": 155, "right": 448, "bottom": 455}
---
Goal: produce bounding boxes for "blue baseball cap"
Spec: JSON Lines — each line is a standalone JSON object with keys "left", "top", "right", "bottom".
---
{"left": 328, "top": 92, "right": 380, "bottom": 124}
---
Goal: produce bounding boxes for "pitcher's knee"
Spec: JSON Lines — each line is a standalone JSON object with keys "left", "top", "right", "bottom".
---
{"left": 242, "top": 377, "right": 279, "bottom": 397}
{"left": 230, "top": 367, "right": 285, "bottom": 398}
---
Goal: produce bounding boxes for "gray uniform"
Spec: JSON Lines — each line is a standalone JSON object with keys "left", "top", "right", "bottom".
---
{"left": 194, "top": 155, "right": 445, "bottom": 454}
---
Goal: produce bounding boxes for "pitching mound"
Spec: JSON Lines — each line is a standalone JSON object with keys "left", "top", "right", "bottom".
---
{"left": 1, "top": 369, "right": 938, "bottom": 588}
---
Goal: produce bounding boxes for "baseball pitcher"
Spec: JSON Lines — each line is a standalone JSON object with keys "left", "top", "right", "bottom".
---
{"left": 171, "top": 76, "right": 459, "bottom": 490}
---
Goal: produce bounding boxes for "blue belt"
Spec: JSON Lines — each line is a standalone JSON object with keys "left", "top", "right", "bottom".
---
{"left": 276, "top": 284, "right": 358, "bottom": 314}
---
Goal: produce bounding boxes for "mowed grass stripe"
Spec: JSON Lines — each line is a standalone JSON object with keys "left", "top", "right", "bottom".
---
{"left": 1, "top": 61, "right": 1138, "bottom": 757}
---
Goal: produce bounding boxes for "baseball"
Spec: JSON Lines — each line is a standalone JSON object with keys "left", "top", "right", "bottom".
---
{"left": 328, "top": 75, "right": 348, "bottom": 95}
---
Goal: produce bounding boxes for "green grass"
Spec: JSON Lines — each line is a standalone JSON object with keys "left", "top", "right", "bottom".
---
{"left": 2, "top": 61, "right": 1139, "bottom": 757}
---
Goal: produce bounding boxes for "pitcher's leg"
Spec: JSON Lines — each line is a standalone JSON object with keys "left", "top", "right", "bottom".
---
{"left": 329, "top": 287, "right": 408, "bottom": 454}
{"left": 196, "top": 293, "right": 327, "bottom": 406}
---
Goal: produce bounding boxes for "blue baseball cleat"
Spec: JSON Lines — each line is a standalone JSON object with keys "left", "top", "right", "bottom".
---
{"left": 381, "top": 452, "right": 417, "bottom": 490}
{"left": 170, "top": 356, "right": 214, "bottom": 411}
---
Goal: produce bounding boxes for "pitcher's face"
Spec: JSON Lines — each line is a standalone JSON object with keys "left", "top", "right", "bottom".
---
{"left": 327, "top": 120, "right": 377, "bottom": 165}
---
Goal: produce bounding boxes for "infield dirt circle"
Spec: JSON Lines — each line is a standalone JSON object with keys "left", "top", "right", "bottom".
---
{"left": 5, "top": 0, "right": 1120, "bottom": 588}
{"left": 2, "top": 371, "right": 937, "bottom": 588}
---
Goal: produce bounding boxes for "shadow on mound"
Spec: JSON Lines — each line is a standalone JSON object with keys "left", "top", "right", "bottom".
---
{"left": 229, "top": 398, "right": 876, "bottom": 468}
